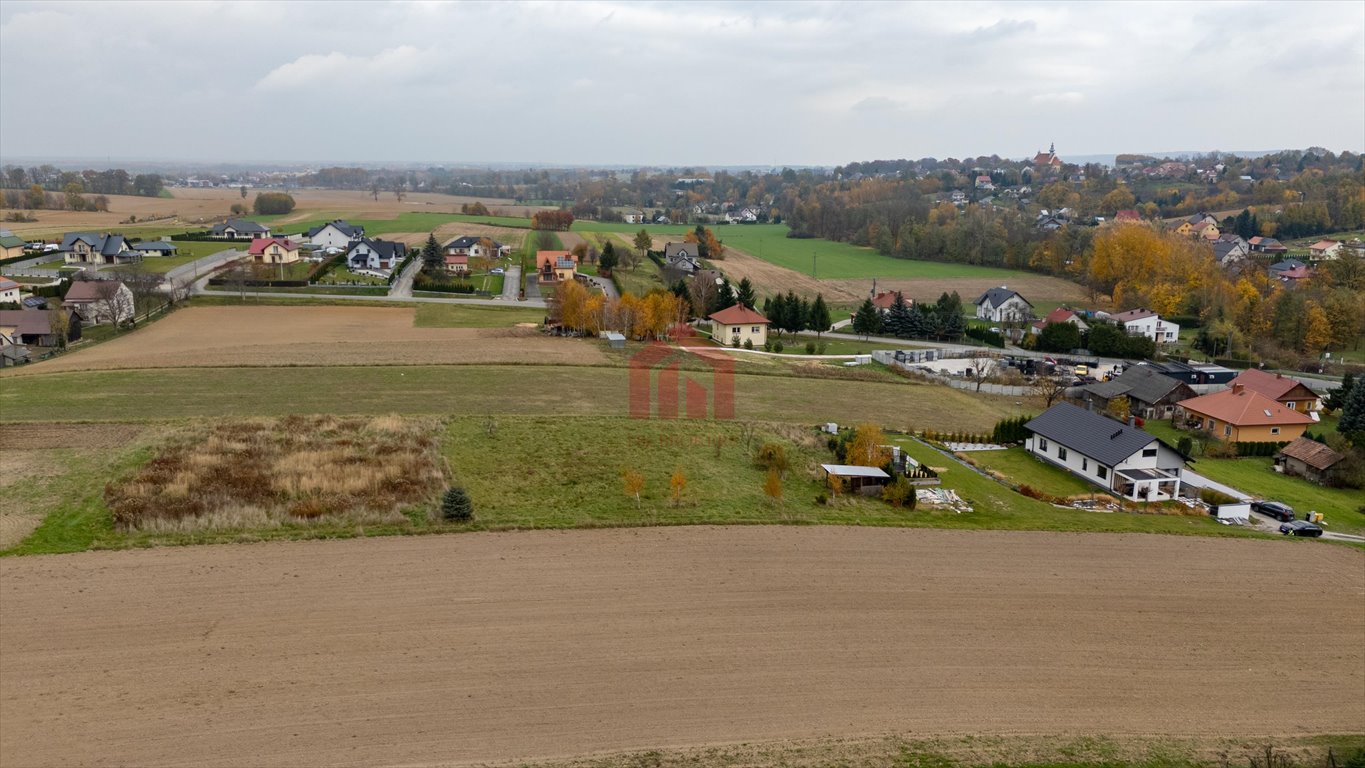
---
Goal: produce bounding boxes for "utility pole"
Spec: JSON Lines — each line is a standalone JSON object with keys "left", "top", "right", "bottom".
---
{"left": 812, "top": 251, "right": 817, "bottom": 279}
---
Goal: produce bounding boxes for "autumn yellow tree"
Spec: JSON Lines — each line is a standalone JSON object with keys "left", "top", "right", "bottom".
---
{"left": 669, "top": 468, "right": 687, "bottom": 507}
{"left": 1302, "top": 301, "right": 1332, "bottom": 353}
{"left": 844, "top": 423, "right": 890, "bottom": 468}
{"left": 622, "top": 469, "right": 645, "bottom": 508}
{"left": 762, "top": 468, "right": 783, "bottom": 505}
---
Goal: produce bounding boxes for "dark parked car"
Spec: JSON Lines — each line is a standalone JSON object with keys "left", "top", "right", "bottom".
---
{"left": 1252, "top": 500, "right": 1295, "bottom": 521}
{"left": 1279, "top": 520, "right": 1323, "bottom": 537}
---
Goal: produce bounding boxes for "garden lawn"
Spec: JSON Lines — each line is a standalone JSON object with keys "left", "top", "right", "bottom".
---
{"left": 1186, "top": 456, "right": 1364, "bottom": 532}
{"left": 113, "top": 253, "right": 203, "bottom": 274}
{"left": 962, "top": 446, "right": 1102, "bottom": 498}
{"left": 170, "top": 240, "right": 244, "bottom": 258}
{"left": 412, "top": 303, "right": 548, "bottom": 327}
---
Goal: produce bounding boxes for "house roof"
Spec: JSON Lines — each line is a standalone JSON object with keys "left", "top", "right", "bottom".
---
{"left": 247, "top": 237, "right": 299, "bottom": 255}
{"left": 708, "top": 304, "right": 769, "bottom": 325}
{"left": 132, "top": 241, "right": 176, "bottom": 251}
{"left": 0, "top": 235, "right": 25, "bottom": 249}
{"left": 1276, "top": 437, "right": 1344, "bottom": 471}
{"left": 1177, "top": 386, "right": 1314, "bottom": 427}
{"left": 306, "top": 220, "right": 363, "bottom": 238}
{"left": 445, "top": 235, "right": 502, "bottom": 250}
{"left": 974, "top": 287, "right": 1030, "bottom": 308}
{"left": 63, "top": 280, "right": 125, "bottom": 303}
{"left": 61, "top": 232, "right": 127, "bottom": 256}
{"left": 212, "top": 218, "right": 269, "bottom": 234}
{"left": 1024, "top": 402, "right": 1172, "bottom": 468}
{"left": 444, "top": 254, "right": 469, "bottom": 265}
{"left": 0, "top": 309, "right": 53, "bottom": 336}
{"left": 1277, "top": 266, "right": 1313, "bottom": 280}
{"left": 1111, "top": 308, "right": 1158, "bottom": 323}
{"left": 1309, "top": 239, "right": 1340, "bottom": 250}
{"left": 1212, "top": 241, "right": 1243, "bottom": 262}
{"left": 663, "top": 242, "right": 699, "bottom": 261}
{"left": 535, "top": 250, "right": 575, "bottom": 270}
{"left": 1227, "top": 369, "right": 1319, "bottom": 401}
{"left": 1114, "top": 210, "right": 1141, "bottom": 222}
{"left": 0, "top": 277, "right": 19, "bottom": 292}
{"left": 1270, "top": 258, "right": 1306, "bottom": 271}
{"left": 347, "top": 238, "right": 405, "bottom": 260}
{"left": 820, "top": 464, "right": 890, "bottom": 479}
{"left": 1083, "top": 364, "right": 1189, "bottom": 407}
{"left": 870, "top": 290, "right": 905, "bottom": 310}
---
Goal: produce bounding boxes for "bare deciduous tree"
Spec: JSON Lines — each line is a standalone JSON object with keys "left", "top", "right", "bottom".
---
{"left": 1031, "top": 374, "right": 1071, "bottom": 408}
{"left": 967, "top": 355, "right": 998, "bottom": 393}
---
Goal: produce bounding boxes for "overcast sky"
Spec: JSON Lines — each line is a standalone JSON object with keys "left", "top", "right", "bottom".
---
{"left": 2, "top": 1, "right": 1362, "bottom": 167}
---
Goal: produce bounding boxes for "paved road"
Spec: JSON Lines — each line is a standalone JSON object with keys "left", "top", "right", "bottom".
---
{"left": 388, "top": 254, "right": 422, "bottom": 298}
{"left": 501, "top": 265, "right": 522, "bottom": 300}
{"left": 584, "top": 273, "right": 619, "bottom": 299}
{"left": 162, "top": 248, "right": 242, "bottom": 287}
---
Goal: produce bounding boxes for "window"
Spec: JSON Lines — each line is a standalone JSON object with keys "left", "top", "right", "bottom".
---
{"left": 1270, "top": 427, "right": 1280, "bottom": 435}
{"left": 1142, "top": 448, "right": 1157, "bottom": 458}
{"left": 1057, "top": 446, "right": 1068, "bottom": 460}
{"left": 1082, "top": 458, "right": 1088, "bottom": 471}
{"left": 1224, "top": 425, "right": 1232, "bottom": 437}
{"left": 1285, "top": 402, "right": 1295, "bottom": 410}
{"left": 1097, "top": 466, "right": 1108, "bottom": 480}
{"left": 1037, "top": 437, "right": 1048, "bottom": 451}
{"left": 752, "top": 326, "right": 760, "bottom": 333}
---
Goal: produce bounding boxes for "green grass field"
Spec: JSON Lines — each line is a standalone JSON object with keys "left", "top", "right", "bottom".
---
{"left": 250, "top": 211, "right": 533, "bottom": 236}
{"left": 1186, "top": 457, "right": 1364, "bottom": 531}
{"left": 965, "top": 446, "right": 1104, "bottom": 497}
{"left": 113, "top": 252, "right": 203, "bottom": 274}
{"left": 412, "top": 302, "right": 543, "bottom": 327}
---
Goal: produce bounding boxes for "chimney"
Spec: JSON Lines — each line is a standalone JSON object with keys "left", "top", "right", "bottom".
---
{"left": 1128, "top": 416, "right": 1136, "bottom": 427}
{"left": 1232, "top": 383, "right": 1244, "bottom": 395}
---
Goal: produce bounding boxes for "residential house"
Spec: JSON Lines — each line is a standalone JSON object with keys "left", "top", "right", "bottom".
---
{"left": 1268, "top": 258, "right": 1307, "bottom": 277}
{"left": 535, "top": 250, "right": 577, "bottom": 283}
{"left": 1082, "top": 364, "right": 1198, "bottom": 419}
{"left": 1113, "top": 209, "right": 1142, "bottom": 224}
{"left": 1211, "top": 236, "right": 1249, "bottom": 267}
{"left": 1269, "top": 259, "right": 1314, "bottom": 286}
{"left": 131, "top": 241, "right": 178, "bottom": 258}
{"left": 344, "top": 238, "right": 406, "bottom": 271}
{"left": 306, "top": 220, "right": 365, "bottom": 250}
{"left": 1226, "top": 368, "right": 1322, "bottom": 417}
{"left": 709, "top": 304, "right": 769, "bottom": 348}
{"left": 1024, "top": 402, "right": 1188, "bottom": 502}
{"left": 0, "top": 232, "right": 25, "bottom": 260}
{"left": 974, "top": 174, "right": 994, "bottom": 190}
{"left": 208, "top": 218, "right": 270, "bottom": 240}
{"left": 1030, "top": 307, "right": 1089, "bottom": 336}
{"left": 870, "top": 290, "right": 907, "bottom": 312}
{"left": 1274, "top": 438, "right": 1345, "bottom": 485}
{"left": 663, "top": 242, "right": 702, "bottom": 274}
{"left": 0, "top": 309, "right": 77, "bottom": 347}
{"left": 1176, "top": 384, "right": 1313, "bottom": 443}
{"left": 1248, "top": 236, "right": 1288, "bottom": 255}
{"left": 1174, "top": 213, "right": 1218, "bottom": 239}
{"left": 60, "top": 233, "right": 135, "bottom": 265}
{"left": 973, "top": 287, "right": 1033, "bottom": 323}
{"left": 444, "top": 235, "right": 509, "bottom": 262}
{"left": 1036, "top": 214, "right": 1067, "bottom": 231}
{"left": 0, "top": 276, "right": 20, "bottom": 305}
{"left": 62, "top": 280, "right": 134, "bottom": 325}
{"left": 622, "top": 210, "right": 646, "bottom": 224}
{"left": 248, "top": 237, "right": 301, "bottom": 264}
{"left": 724, "top": 207, "right": 760, "bottom": 224}
{"left": 1110, "top": 308, "right": 1179, "bottom": 344}
{"left": 1308, "top": 239, "right": 1342, "bottom": 260}
{"left": 444, "top": 254, "right": 470, "bottom": 275}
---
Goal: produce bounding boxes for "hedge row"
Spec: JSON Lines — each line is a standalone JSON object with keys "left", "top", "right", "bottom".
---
{"left": 1232, "top": 440, "right": 1289, "bottom": 457}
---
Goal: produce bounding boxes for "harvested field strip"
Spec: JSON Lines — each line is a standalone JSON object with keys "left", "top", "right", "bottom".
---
{"left": 0, "top": 364, "right": 1027, "bottom": 432}
{"left": 1, "top": 528, "right": 1360, "bottom": 767}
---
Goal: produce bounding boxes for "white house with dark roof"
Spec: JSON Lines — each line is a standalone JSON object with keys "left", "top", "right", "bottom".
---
{"left": 1111, "top": 308, "right": 1179, "bottom": 344}
{"left": 444, "top": 236, "right": 509, "bottom": 261}
{"left": 345, "top": 238, "right": 407, "bottom": 272}
{"left": 208, "top": 218, "right": 270, "bottom": 240}
{"left": 1025, "top": 402, "right": 1188, "bottom": 502}
{"left": 973, "top": 286, "right": 1032, "bottom": 323}
{"left": 662, "top": 242, "right": 701, "bottom": 274}
{"left": 60, "top": 233, "right": 136, "bottom": 265}
{"left": 306, "top": 220, "right": 365, "bottom": 250}
{"left": 131, "top": 240, "right": 178, "bottom": 258}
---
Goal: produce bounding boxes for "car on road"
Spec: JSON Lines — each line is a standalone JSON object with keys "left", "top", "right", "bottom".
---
{"left": 1252, "top": 500, "right": 1295, "bottom": 521}
{"left": 490, "top": 268, "right": 505, "bottom": 274}
{"left": 1279, "top": 520, "right": 1323, "bottom": 537}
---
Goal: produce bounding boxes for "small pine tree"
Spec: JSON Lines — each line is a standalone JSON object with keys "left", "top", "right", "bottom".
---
{"left": 441, "top": 486, "right": 473, "bottom": 521}
{"left": 736, "top": 277, "right": 756, "bottom": 309}
{"left": 809, "top": 293, "right": 832, "bottom": 337}
{"left": 421, "top": 234, "right": 443, "bottom": 274}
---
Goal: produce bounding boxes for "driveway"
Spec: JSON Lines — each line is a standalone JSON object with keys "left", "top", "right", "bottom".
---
{"left": 584, "top": 273, "right": 619, "bottom": 300}
{"left": 388, "top": 254, "right": 423, "bottom": 298}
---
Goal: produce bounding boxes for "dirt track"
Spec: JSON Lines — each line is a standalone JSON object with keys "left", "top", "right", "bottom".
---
{"left": 1, "top": 527, "right": 1361, "bottom": 767}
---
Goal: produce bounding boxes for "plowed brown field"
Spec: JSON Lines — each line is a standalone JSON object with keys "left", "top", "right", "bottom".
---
{"left": 5, "top": 306, "right": 600, "bottom": 373}
{"left": 1, "top": 527, "right": 1360, "bottom": 767}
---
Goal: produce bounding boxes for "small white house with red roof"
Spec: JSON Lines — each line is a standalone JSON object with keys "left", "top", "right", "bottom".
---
{"left": 1308, "top": 240, "right": 1342, "bottom": 260}
{"left": 709, "top": 304, "right": 769, "bottom": 348}
{"left": 0, "top": 276, "right": 20, "bottom": 305}
{"left": 248, "top": 237, "right": 301, "bottom": 264}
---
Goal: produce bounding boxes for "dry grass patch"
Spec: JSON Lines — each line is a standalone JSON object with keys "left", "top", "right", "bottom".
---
{"left": 105, "top": 415, "right": 445, "bottom": 533}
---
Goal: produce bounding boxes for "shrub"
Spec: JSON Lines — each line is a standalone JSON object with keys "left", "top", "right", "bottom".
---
{"left": 754, "top": 442, "right": 789, "bottom": 475}
{"left": 763, "top": 340, "right": 773, "bottom": 352}
{"left": 743, "top": 338, "right": 753, "bottom": 350}
{"left": 1198, "top": 487, "right": 1237, "bottom": 507}
{"left": 805, "top": 341, "right": 816, "bottom": 354}
{"left": 816, "top": 342, "right": 826, "bottom": 354}
{"left": 252, "top": 191, "right": 296, "bottom": 215}
{"left": 773, "top": 341, "right": 784, "bottom": 353}
{"left": 880, "top": 476, "right": 916, "bottom": 508}
{"left": 1176, "top": 436, "right": 1193, "bottom": 457}
{"left": 441, "top": 486, "right": 473, "bottom": 521}
{"left": 814, "top": 492, "right": 828, "bottom": 506}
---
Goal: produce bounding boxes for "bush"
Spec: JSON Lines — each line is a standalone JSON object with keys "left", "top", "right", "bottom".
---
{"left": 805, "top": 341, "right": 816, "bottom": 354}
{"left": 252, "top": 192, "right": 296, "bottom": 215}
{"left": 1176, "top": 436, "right": 1193, "bottom": 456}
{"left": 743, "top": 338, "right": 753, "bottom": 350}
{"left": 763, "top": 340, "right": 773, "bottom": 352}
{"left": 441, "top": 486, "right": 473, "bottom": 521}
{"left": 814, "top": 493, "right": 829, "bottom": 506}
{"left": 773, "top": 341, "right": 784, "bottom": 353}
{"left": 1198, "top": 487, "right": 1237, "bottom": 507}
{"left": 754, "top": 442, "right": 789, "bottom": 475}
{"left": 817, "top": 342, "right": 826, "bottom": 354}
